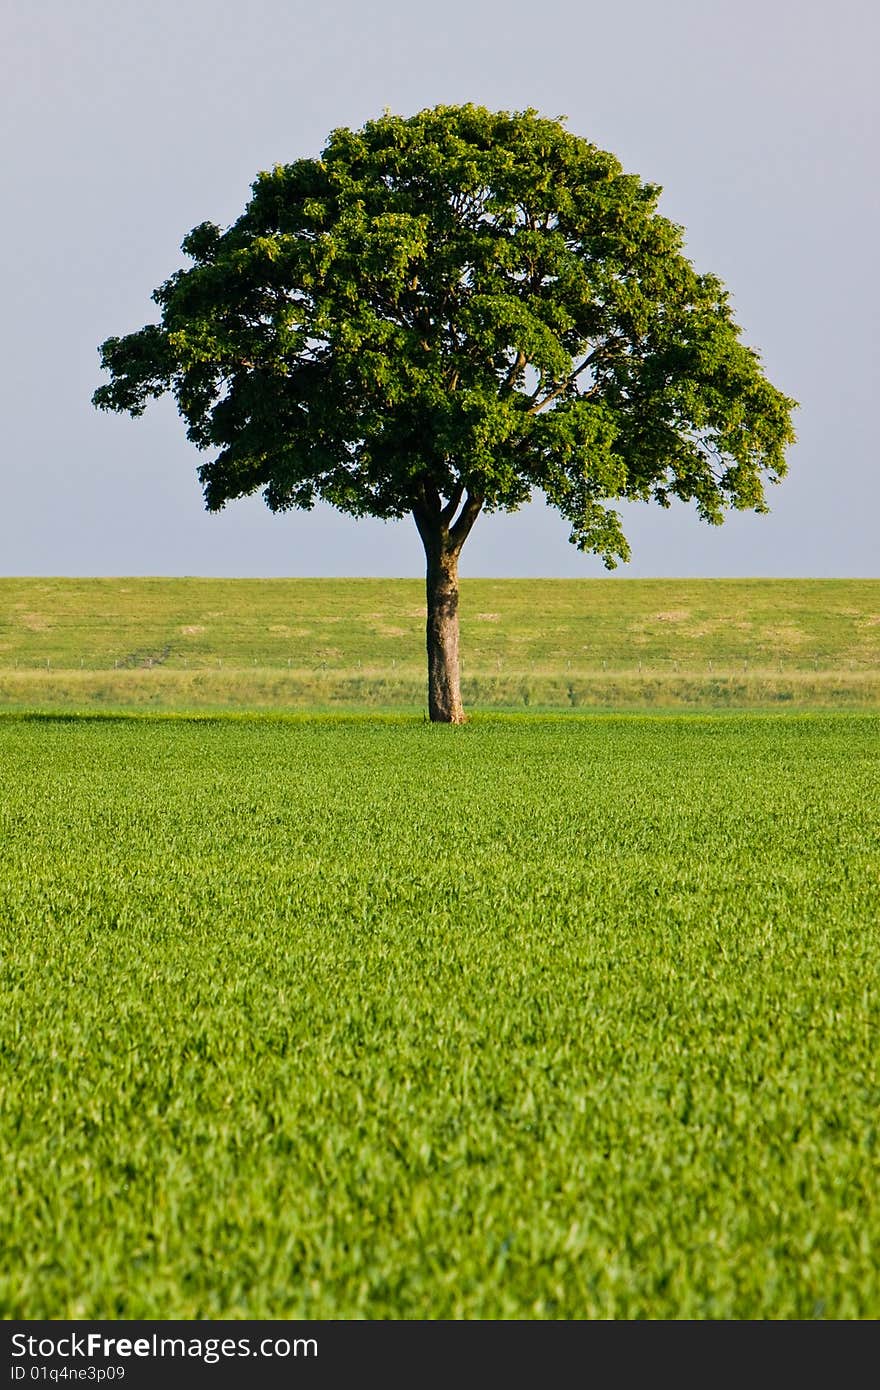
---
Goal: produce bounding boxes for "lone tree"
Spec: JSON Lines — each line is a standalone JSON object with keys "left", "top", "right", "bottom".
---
{"left": 94, "top": 104, "right": 796, "bottom": 722}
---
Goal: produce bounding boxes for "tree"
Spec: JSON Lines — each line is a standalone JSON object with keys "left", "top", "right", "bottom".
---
{"left": 93, "top": 104, "right": 796, "bottom": 722}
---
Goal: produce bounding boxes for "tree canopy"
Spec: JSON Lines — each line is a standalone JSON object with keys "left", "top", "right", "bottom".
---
{"left": 93, "top": 104, "right": 797, "bottom": 719}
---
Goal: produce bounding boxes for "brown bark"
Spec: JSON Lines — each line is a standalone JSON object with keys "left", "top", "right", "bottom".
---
{"left": 412, "top": 485, "right": 483, "bottom": 723}
{"left": 426, "top": 548, "right": 464, "bottom": 723}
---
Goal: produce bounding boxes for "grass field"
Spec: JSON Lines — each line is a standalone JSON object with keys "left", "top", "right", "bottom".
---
{"left": 1, "top": 577, "right": 878, "bottom": 711}
{"left": 1, "top": 710, "right": 878, "bottom": 1318}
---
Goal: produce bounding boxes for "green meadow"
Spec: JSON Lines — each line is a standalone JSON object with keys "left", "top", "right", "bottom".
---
{"left": 1, "top": 711, "right": 878, "bottom": 1318}
{"left": 1, "top": 577, "right": 879, "bottom": 711}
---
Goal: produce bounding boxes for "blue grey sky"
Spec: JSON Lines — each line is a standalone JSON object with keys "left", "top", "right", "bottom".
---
{"left": 2, "top": 0, "right": 877, "bottom": 578}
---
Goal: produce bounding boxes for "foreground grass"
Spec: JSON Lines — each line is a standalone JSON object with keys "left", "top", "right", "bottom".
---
{"left": 1, "top": 577, "right": 878, "bottom": 710}
{"left": 1, "top": 712, "right": 878, "bottom": 1318}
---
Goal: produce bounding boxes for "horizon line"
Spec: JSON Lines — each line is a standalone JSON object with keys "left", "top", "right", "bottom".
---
{"left": 1, "top": 574, "right": 878, "bottom": 584}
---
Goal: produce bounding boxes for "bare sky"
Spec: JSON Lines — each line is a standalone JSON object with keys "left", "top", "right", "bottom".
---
{"left": 2, "top": 0, "right": 877, "bottom": 577}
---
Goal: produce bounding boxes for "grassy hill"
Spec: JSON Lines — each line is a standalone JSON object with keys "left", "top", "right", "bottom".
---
{"left": 1, "top": 576, "right": 878, "bottom": 711}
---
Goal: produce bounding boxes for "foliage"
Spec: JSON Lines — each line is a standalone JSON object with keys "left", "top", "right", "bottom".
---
{"left": 93, "top": 106, "right": 796, "bottom": 565}
{"left": 1, "top": 712, "right": 878, "bottom": 1318}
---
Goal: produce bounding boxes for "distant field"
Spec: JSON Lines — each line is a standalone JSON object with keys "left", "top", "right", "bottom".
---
{"left": 1, "top": 711, "right": 878, "bottom": 1318}
{"left": 1, "top": 577, "right": 878, "bottom": 710}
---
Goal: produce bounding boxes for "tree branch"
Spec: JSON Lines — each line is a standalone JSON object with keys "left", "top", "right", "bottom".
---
{"left": 501, "top": 349, "right": 527, "bottom": 393}
{"left": 440, "top": 481, "right": 465, "bottom": 524}
{"left": 448, "top": 491, "right": 484, "bottom": 554}
{"left": 411, "top": 481, "right": 440, "bottom": 554}
{"left": 527, "top": 348, "right": 602, "bottom": 415}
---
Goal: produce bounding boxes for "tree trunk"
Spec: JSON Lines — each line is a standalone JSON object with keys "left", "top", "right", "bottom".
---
{"left": 425, "top": 548, "right": 464, "bottom": 723}
{"left": 412, "top": 485, "right": 483, "bottom": 724}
